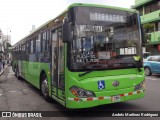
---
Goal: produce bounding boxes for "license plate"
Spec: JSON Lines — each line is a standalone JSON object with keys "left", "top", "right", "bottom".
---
{"left": 112, "top": 95, "right": 121, "bottom": 102}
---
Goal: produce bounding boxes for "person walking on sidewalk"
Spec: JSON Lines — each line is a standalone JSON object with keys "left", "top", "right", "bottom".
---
{"left": 0, "top": 56, "right": 2, "bottom": 72}
{"left": 2, "top": 57, "right": 5, "bottom": 69}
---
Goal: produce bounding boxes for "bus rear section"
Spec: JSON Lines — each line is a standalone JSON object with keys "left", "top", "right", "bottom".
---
{"left": 63, "top": 4, "right": 145, "bottom": 108}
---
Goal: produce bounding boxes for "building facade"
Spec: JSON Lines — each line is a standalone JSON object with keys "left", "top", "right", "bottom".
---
{"left": 0, "top": 28, "right": 11, "bottom": 58}
{"left": 133, "top": 0, "right": 160, "bottom": 55}
{"left": 0, "top": 29, "right": 5, "bottom": 56}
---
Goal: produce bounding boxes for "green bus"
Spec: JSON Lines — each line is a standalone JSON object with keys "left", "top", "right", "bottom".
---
{"left": 12, "top": 3, "right": 145, "bottom": 109}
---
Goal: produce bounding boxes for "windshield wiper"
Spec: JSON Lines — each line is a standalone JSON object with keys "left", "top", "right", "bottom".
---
{"left": 115, "top": 56, "right": 142, "bottom": 72}
{"left": 128, "top": 56, "right": 142, "bottom": 72}
{"left": 78, "top": 70, "right": 95, "bottom": 77}
{"left": 78, "top": 65, "right": 106, "bottom": 77}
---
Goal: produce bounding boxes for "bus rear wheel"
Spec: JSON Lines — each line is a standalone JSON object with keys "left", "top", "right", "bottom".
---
{"left": 40, "top": 74, "right": 51, "bottom": 102}
{"left": 15, "top": 66, "right": 20, "bottom": 80}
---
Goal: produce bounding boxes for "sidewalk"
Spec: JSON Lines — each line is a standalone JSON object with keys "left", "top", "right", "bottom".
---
{"left": 0, "top": 64, "right": 9, "bottom": 76}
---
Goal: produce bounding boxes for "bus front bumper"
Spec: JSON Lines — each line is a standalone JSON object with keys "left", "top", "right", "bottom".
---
{"left": 66, "top": 89, "right": 145, "bottom": 109}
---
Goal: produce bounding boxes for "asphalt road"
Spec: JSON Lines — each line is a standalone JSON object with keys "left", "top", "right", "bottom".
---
{"left": 0, "top": 67, "right": 160, "bottom": 120}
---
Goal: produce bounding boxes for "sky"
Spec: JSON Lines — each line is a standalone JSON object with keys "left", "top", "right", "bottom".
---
{"left": 0, "top": 0, "right": 135, "bottom": 45}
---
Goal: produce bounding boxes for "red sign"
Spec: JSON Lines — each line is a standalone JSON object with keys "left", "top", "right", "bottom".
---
{"left": 158, "top": 45, "right": 160, "bottom": 51}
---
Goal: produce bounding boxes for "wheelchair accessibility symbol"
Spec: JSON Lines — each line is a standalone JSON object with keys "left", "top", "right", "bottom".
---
{"left": 98, "top": 80, "right": 105, "bottom": 89}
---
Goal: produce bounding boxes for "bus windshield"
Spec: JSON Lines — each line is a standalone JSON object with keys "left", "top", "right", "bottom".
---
{"left": 69, "top": 7, "right": 142, "bottom": 71}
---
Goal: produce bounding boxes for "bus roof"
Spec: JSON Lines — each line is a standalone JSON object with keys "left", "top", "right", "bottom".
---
{"left": 68, "top": 3, "right": 138, "bottom": 13}
{"left": 14, "top": 3, "right": 138, "bottom": 47}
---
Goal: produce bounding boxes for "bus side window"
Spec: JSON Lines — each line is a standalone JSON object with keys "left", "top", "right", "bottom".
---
{"left": 42, "top": 31, "right": 47, "bottom": 52}
{"left": 36, "top": 35, "right": 41, "bottom": 53}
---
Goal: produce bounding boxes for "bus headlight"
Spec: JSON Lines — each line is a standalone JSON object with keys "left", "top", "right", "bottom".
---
{"left": 134, "top": 80, "right": 145, "bottom": 91}
{"left": 70, "top": 86, "right": 95, "bottom": 98}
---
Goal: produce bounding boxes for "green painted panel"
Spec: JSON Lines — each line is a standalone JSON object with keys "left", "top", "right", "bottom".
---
{"left": 135, "top": 0, "right": 151, "bottom": 5}
{"left": 51, "top": 87, "right": 57, "bottom": 96}
{"left": 150, "top": 31, "right": 160, "bottom": 44}
{"left": 140, "top": 10, "right": 160, "bottom": 24}
{"left": 58, "top": 89, "right": 65, "bottom": 101}
{"left": 133, "top": 0, "right": 152, "bottom": 8}
{"left": 21, "top": 61, "right": 50, "bottom": 89}
{"left": 65, "top": 66, "right": 145, "bottom": 108}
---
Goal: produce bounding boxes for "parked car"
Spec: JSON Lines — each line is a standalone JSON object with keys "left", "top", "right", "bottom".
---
{"left": 144, "top": 55, "right": 160, "bottom": 76}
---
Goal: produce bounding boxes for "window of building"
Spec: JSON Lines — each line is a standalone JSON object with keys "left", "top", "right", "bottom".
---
{"left": 157, "top": 1, "right": 160, "bottom": 9}
{"left": 145, "top": 5, "right": 150, "bottom": 14}
{"left": 158, "top": 22, "right": 160, "bottom": 31}
{"left": 155, "top": 22, "right": 160, "bottom": 31}
{"left": 144, "top": 1, "right": 160, "bottom": 14}
{"left": 137, "top": 7, "right": 143, "bottom": 15}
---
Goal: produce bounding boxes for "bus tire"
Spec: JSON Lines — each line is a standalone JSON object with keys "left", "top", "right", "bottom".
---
{"left": 15, "top": 66, "right": 20, "bottom": 80}
{"left": 40, "top": 74, "right": 51, "bottom": 102}
{"left": 144, "top": 67, "right": 152, "bottom": 76}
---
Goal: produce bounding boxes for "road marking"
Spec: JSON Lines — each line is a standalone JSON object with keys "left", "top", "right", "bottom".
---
{"left": 145, "top": 77, "right": 159, "bottom": 81}
{"left": 9, "top": 91, "right": 16, "bottom": 93}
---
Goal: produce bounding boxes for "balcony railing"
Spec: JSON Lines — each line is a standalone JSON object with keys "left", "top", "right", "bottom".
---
{"left": 149, "top": 31, "right": 160, "bottom": 44}
{"left": 141, "top": 10, "right": 160, "bottom": 24}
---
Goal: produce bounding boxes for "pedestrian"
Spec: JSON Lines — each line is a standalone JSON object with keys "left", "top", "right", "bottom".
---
{"left": 2, "top": 57, "right": 5, "bottom": 69}
{"left": 0, "top": 56, "right": 2, "bottom": 72}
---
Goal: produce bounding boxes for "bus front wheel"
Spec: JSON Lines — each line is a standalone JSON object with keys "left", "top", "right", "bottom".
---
{"left": 40, "top": 74, "right": 51, "bottom": 102}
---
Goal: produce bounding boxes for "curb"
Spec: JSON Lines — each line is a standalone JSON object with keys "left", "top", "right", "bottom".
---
{"left": 0, "top": 64, "right": 9, "bottom": 76}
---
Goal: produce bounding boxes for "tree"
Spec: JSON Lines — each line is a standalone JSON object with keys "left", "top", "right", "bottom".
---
{"left": 143, "top": 23, "right": 154, "bottom": 44}
{"left": 143, "top": 23, "right": 154, "bottom": 33}
{"left": 6, "top": 42, "right": 12, "bottom": 48}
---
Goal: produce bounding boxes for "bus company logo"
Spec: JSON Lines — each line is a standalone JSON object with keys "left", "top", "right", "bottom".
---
{"left": 112, "top": 80, "right": 120, "bottom": 87}
{"left": 2, "top": 112, "right": 11, "bottom": 117}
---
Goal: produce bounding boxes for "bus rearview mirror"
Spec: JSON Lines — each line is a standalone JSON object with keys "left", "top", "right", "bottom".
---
{"left": 62, "top": 17, "right": 71, "bottom": 43}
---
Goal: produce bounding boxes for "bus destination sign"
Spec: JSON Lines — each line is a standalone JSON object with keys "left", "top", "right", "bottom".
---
{"left": 90, "top": 13, "right": 126, "bottom": 23}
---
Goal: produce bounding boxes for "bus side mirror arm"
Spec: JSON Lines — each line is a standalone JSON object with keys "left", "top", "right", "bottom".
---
{"left": 62, "top": 17, "right": 71, "bottom": 43}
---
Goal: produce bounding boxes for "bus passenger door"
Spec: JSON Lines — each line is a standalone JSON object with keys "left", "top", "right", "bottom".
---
{"left": 51, "top": 28, "right": 65, "bottom": 102}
